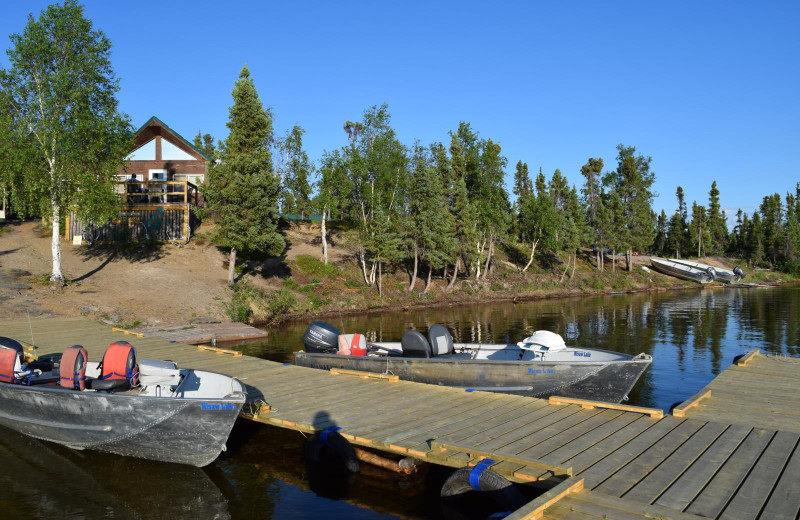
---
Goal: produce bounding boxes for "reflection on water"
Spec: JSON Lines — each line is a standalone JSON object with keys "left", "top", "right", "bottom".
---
{"left": 0, "top": 425, "right": 230, "bottom": 519}
{"left": 2, "top": 285, "right": 798, "bottom": 519}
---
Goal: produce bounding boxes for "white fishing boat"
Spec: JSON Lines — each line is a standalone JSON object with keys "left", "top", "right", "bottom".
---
{"left": 295, "top": 322, "right": 652, "bottom": 403}
{"left": 0, "top": 337, "right": 245, "bottom": 467}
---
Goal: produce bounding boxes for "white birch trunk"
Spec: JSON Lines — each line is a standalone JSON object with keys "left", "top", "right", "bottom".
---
{"left": 321, "top": 207, "right": 328, "bottom": 265}
{"left": 359, "top": 247, "right": 370, "bottom": 285}
{"left": 522, "top": 239, "right": 538, "bottom": 272}
{"left": 570, "top": 252, "right": 577, "bottom": 280}
{"left": 408, "top": 245, "right": 418, "bottom": 292}
{"left": 423, "top": 264, "right": 432, "bottom": 294}
{"left": 50, "top": 203, "right": 64, "bottom": 283}
{"left": 559, "top": 253, "right": 570, "bottom": 283}
{"left": 446, "top": 257, "right": 460, "bottom": 292}
{"left": 482, "top": 233, "right": 493, "bottom": 279}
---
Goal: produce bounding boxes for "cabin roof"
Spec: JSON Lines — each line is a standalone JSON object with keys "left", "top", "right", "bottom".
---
{"left": 131, "top": 116, "right": 212, "bottom": 162}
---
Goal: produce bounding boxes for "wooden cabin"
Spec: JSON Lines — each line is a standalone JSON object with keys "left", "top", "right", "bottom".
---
{"left": 120, "top": 115, "right": 211, "bottom": 186}
{"left": 66, "top": 117, "right": 211, "bottom": 244}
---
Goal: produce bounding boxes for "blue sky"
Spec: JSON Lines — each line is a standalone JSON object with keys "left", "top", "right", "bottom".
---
{"left": 2, "top": 1, "right": 798, "bottom": 220}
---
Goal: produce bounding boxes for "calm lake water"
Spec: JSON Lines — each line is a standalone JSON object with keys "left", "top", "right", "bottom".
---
{"left": 2, "top": 284, "right": 798, "bottom": 519}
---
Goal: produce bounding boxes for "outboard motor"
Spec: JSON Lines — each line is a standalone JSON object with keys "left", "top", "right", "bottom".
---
{"left": 733, "top": 266, "right": 745, "bottom": 281}
{"left": 303, "top": 322, "right": 340, "bottom": 353}
{"left": 706, "top": 266, "right": 717, "bottom": 280}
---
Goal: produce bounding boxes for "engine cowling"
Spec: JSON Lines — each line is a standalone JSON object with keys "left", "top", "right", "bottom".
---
{"left": 303, "top": 322, "right": 340, "bottom": 353}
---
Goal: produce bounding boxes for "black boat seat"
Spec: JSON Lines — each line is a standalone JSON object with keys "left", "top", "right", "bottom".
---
{"left": 428, "top": 324, "right": 454, "bottom": 356}
{"left": 87, "top": 378, "right": 131, "bottom": 392}
{"left": 401, "top": 330, "right": 432, "bottom": 358}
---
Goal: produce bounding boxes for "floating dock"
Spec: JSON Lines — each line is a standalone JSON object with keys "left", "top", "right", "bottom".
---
{"left": 2, "top": 318, "right": 798, "bottom": 520}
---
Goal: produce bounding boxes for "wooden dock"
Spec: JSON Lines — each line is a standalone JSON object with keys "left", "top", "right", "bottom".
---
{"left": 2, "top": 318, "right": 799, "bottom": 520}
{"left": 138, "top": 322, "right": 268, "bottom": 345}
{"left": 673, "top": 349, "right": 800, "bottom": 433}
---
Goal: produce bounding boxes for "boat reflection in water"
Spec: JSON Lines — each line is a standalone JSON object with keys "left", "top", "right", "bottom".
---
{"left": 0, "top": 424, "right": 231, "bottom": 519}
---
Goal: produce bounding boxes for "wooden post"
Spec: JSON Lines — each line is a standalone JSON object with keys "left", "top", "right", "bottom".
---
{"left": 64, "top": 214, "right": 71, "bottom": 240}
{"left": 183, "top": 205, "right": 189, "bottom": 242}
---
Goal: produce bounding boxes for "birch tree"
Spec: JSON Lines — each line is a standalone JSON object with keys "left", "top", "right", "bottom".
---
{"left": 0, "top": 1, "right": 131, "bottom": 283}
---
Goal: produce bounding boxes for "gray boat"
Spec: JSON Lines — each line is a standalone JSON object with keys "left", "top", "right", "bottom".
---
{"left": 650, "top": 257, "right": 717, "bottom": 284}
{"left": 0, "top": 337, "right": 245, "bottom": 467}
{"left": 669, "top": 258, "right": 745, "bottom": 283}
{"left": 295, "top": 323, "right": 652, "bottom": 403}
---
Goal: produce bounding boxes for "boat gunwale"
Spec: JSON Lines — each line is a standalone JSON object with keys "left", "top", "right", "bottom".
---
{"left": 0, "top": 367, "right": 247, "bottom": 404}
{"left": 294, "top": 350, "right": 652, "bottom": 366}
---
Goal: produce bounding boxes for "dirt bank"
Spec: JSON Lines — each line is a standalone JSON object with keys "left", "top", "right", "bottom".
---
{"left": 0, "top": 221, "right": 235, "bottom": 327}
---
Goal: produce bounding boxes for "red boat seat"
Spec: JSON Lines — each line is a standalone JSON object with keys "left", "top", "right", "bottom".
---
{"left": 337, "top": 333, "right": 367, "bottom": 356}
{"left": 99, "top": 341, "right": 139, "bottom": 386}
{"left": 0, "top": 347, "right": 20, "bottom": 383}
{"left": 59, "top": 346, "right": 88, "bottom": 390}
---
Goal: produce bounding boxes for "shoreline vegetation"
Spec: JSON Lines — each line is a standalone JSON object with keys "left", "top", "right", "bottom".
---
{"left": 215, "top": 221, "right": 796, "bottom": 329}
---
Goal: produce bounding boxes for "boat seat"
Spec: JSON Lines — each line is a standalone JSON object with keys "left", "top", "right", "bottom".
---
{"left": 87, "top": 378, "right": 131, "bottom": 392}
{"left": 99, "top": 341, "right": 139, "bottom": 386}
{"left": 401, "top": 330, "right": 432, "bottom": 358}
{"left": 0, "top": 346, "right": 21, "bottom": 384}
{"left": 139, "top": 359, "right": 181, "bottom": 387}
{"left": 428, "top": 325, "right": 454, "bottom": 356}
{"left": 59, "top": 345, "right": 88, "bottom": 390}
{"left": 337, "top": 334, "right": 367, "bottom": 356}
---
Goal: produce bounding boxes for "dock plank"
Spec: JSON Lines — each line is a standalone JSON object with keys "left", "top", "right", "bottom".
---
{"left": 759, "top": 439, "right": 800, "bottom": 520}
{"left": 578, "top": 416, "right": 686, "bottom": 489}
{"left": 621, "top": 420, "right": 728, "bottom": 504}
{"left": 593, "top": 419, "right": 709, "bottom": 497}
{"left": 685, "top": 428, "right": 774, "bottom": 518}
{"left": 718, "top": 430, "right": 799, "bottom": 520}
{"left": 654, "top": 423, "right": 752, "bottom": 511}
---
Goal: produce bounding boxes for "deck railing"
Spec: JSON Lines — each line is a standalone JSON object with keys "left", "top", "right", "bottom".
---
{"left": 116, "top": 180, "right": 201, "bottom": 206}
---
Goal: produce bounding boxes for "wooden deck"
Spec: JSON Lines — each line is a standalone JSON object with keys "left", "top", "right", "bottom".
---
{"left": 2, "top": 318, "right": 799, "bottom": 520}
{"left": 673, "top": 349, "right": 800, "bottom": 433}
{"left": 138, "top": 322, "right": 268, "bottom": 345}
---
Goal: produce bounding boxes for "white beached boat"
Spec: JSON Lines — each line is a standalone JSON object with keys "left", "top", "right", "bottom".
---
{"left": 650, "top": 257, "right": 717, "bottom": 284}
{"left": 669, "top": 259, "right": 745, "bottom": 283}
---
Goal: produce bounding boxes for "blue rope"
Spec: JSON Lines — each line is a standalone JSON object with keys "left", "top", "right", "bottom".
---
{"left": 469, "top": 458, "right": 495, "bottom": 491}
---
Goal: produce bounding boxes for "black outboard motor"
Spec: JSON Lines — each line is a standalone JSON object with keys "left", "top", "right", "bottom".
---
{"left": 706, "top": 266, "right": 717, "bottom": 280}
{"left": 303, "top": 322, "right": 340, "bottom": 353}
{"left": 733, "top": 266, "right": 745, "bottom": 281}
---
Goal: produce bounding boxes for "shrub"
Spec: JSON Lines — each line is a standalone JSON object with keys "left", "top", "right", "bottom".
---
{"left": 227, "top": 280, "right": 297, "bottom": 325}
{"left": 227, "top": 281, "right": 256, "bottom": 323}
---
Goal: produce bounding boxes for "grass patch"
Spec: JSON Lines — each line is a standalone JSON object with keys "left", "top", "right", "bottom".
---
{"left": 281, "top": 278, "right": 299, "bottom": 290}
{"left": 295, "top": 255, "right": 339, "bottom": 277}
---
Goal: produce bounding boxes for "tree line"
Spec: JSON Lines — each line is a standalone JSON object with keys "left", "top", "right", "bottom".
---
{"left": 202, "top": 96, "right": 800, "bottom": 290}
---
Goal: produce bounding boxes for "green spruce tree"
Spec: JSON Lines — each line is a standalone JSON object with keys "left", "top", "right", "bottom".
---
{"left": 205, "top": 65, "right": 284, "bottom": 285}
